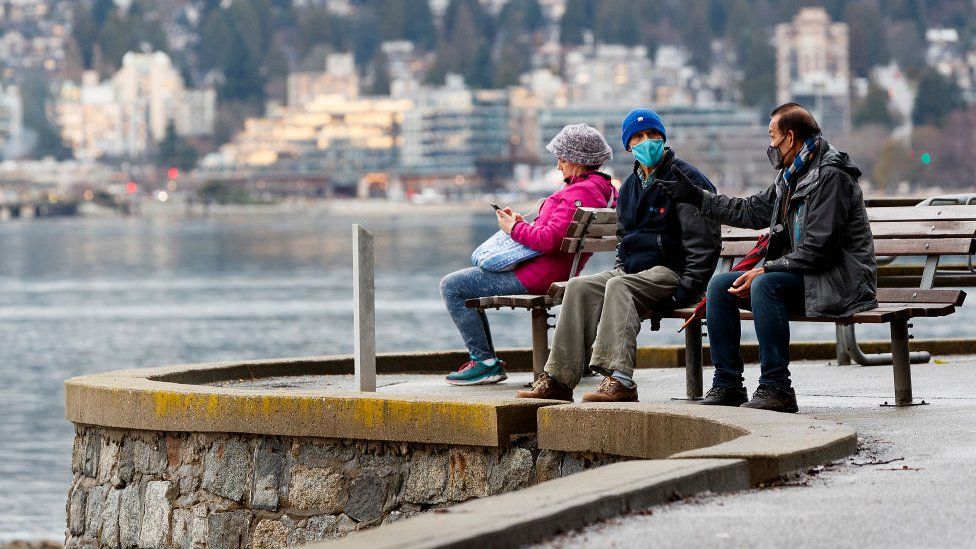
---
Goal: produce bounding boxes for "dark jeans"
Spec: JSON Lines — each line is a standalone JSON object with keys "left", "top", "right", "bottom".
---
{"left": 440, "top": 267, "right": 527, "bottom": 361}
{"left": 705, "top": 270, "right": 805, "bottom": 390}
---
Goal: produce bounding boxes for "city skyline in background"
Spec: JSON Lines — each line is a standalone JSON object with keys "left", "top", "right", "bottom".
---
{"left": 0, "top": 0, "right": 973, "bottom": 213}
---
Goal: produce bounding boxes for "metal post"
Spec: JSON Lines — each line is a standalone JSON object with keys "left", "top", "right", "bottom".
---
{"left": 530, "top": 308, "right": 550, "bottom": 381}
{"left": 353, "top": 225, "right": 376, "bottom": 392}
{"left": 835, "top": 324, "right": 851, "bottom": 366}
{"left": 684, "top": 319, "right": 704, "bottom": 399}
{"left": 885, "top": 319, "right": 926, "bottom": 406}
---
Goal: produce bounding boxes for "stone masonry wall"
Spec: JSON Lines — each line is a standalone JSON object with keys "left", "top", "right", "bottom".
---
{"left": 66, "top": 426, "right": 620, "bottom": 548}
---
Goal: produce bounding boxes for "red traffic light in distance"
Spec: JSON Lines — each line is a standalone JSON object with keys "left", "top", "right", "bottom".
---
{"left": 125, "top": 182, "right": 138, "bottom": 195}
{"left": 167, "top": 167, "right": 179, "bottom": 180}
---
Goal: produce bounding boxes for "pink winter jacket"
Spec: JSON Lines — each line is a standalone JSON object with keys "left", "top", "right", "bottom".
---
{"left": 511, "top": 172, "right": 617, "bottom": 294}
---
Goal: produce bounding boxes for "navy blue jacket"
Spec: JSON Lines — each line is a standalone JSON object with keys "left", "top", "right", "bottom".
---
{"left": 615, "top": 154, "right": 721, "bottom": 307}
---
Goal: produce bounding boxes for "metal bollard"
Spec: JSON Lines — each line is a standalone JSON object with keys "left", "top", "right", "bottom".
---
{"left": 353, "top": 225, "right": 376, "bottom": 392}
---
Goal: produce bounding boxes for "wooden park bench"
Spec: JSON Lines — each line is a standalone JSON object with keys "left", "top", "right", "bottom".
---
{"left": 472, "top": 204, "right": 976, "bottom": 406}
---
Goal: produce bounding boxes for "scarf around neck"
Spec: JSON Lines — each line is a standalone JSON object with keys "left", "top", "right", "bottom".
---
{"left": 782, "top": 136, "right": 819, "bottom": 184}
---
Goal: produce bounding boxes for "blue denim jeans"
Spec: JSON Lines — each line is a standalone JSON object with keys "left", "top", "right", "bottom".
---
{"left": 705, "top": 270, "right": 805, "bottom": 389}
{"left": 440, "top": 267, "right": 527, "bottom": 361}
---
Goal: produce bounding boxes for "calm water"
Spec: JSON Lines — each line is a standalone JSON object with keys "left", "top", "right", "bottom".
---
{"left": 0, "top": 212, "right": 966, "bottom": 541}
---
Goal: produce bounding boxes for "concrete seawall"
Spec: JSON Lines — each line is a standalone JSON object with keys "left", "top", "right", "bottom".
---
{"left": 64, "top": 347, "right": 860, "bottom": 548}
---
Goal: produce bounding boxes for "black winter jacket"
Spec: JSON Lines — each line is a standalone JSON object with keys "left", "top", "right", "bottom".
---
{"left": 699, "top": 138, "right": 878, "bottom": 318}
{"left": 615, "top": 154, "right": 721, "bottom": 307}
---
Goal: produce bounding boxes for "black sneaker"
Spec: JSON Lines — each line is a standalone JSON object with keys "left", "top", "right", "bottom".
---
{"left": 741, "top": 385, "right": 798, "bottom": 413}
{"left": 700, "top": 386, "right": 748, "bottom": 406}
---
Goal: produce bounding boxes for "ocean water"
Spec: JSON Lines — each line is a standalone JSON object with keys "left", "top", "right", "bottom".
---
{"left": 0, "top": 211, "right": 967, "bottom": 541}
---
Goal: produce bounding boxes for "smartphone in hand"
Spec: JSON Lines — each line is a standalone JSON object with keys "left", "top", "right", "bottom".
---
{"left": 490, "top": 203, "right": 501, "bottom": 211}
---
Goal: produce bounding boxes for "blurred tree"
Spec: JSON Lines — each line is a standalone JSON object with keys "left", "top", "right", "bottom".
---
{"left": 853, "top": 81, "right": 895, "bottom": 128}
{"left": 872, "top": 138, "right": 916, "bottom": 194}
{"left": 428, "top": 0, "right": 495, "bottom": 88}
{"left": 738, "top": 31, "right": 776, "bottom": 110}
{"left": 156, "top": 120, "right": 199, "bottom": 171}
{"left": 368, "top": 51, "right": 392, "bottom": 95}
{"left": 560, "top": 0, "right": 596, "bottom": 45}
{"left": 492, "top": 0, "right": 545, "bottom": 87}
{"left": 885, "top": 21, "right": 926, "bottom": 75}
{"left": 912, "top": 68, "right": 965, "bottom": 126}
{"left": 912, "top": 108, "right": 976, "bottom": 188}
{"left": 20, "top": 71, "right": 72, "bottom": 160}
{"left": 844, "top": 0, "right": 889, "bottom": 77}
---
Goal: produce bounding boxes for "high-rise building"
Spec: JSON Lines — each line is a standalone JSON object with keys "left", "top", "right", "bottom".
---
{"left": 775, "top": 7, "right": 851, "bottom": 135}
{"left": 56, "top": 52, "right": 216, "bottom": 160}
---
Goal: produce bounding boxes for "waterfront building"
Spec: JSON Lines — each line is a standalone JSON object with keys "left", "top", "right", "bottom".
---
{"left": 200, "top": 94, "right": 411, "bottom": 193}
{"left": 56, "top": 52, "right": 216, "bottom": 160}
{"left": 287, "top": 53, "right": 360, "bottom": 109}
{"left": 775, "top": 7, "right": 851, "bottom": 135}
{"left": 397, "top": 75, "right": 511, "bottom": 189}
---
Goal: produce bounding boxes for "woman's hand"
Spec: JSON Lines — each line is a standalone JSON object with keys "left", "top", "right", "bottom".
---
{"left": 497, "top": 208, "right": 522, "bottom": 234}
{"left": 727, "top": 267, "right": 765, "bottom": 298}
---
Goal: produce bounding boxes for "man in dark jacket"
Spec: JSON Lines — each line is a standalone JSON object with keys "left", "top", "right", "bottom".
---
{"left": 517, "top": 108, "right": 721, "bottom": 402}
{"left": 663, "top": 103, "right": 877, "bottom": 413}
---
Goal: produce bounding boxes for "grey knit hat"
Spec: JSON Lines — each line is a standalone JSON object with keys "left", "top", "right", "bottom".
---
{"left": 546, "top": 124, "right": 613, "bottom": 166}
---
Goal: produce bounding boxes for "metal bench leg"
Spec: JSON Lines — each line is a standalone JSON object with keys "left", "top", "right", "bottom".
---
{"left": 842, "top": 324, "right": 930, "bottom": 366}
{"left": 674, "top": 319, "right": 703, "bottom": 401}
{"left": 530, "top": 308, "right": 550, "bottom": 381}
{"left": 835, "top": 324, "right": 851, "bottom": 365}
{"left": 882, "top": 319, "right": 927, "bottom": 407}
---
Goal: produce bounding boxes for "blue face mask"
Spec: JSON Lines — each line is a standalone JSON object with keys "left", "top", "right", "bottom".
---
{"left": 632, "top": 138, "right": 664, "bottom": 167}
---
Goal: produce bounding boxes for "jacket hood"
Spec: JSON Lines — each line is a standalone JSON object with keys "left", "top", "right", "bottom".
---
{"left": 570, "top": 171, "right": 616, "bottom": 203}
{"left": 818, "top": 140, "right": 862, "bottom": 179}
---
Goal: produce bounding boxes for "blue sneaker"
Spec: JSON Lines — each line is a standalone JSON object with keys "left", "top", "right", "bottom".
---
{"left": 445, "top": 359, "right": 507, "bottom": 386}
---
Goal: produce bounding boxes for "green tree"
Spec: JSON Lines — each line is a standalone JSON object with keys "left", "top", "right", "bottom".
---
{"left": 20, "top": 71, "right": 72, "bottom": 160}
{"left": 559, "top": 0, "right": 596, "bottom": 45}
{"left": 853, "top": 81, "right": 895, "bottom": 128}
{"left": 427, "top": 0, "right": 495, "bottom": 88}
{"left": 156, "top": 120, "right": 199, "bottom": 171}
{"left": 844, "top": 0, "right": 889, "bottom": 77}
{"left": 493, "top": 0, "right": 544, "bottom": 87}
{"left": 912, "top": 68, "right": 965, "bottom": 126}
{"left": 368, "top": 51, "right": 392, "bottom": 95}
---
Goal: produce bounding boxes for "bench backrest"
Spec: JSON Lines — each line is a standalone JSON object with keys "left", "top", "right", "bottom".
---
{"left": 555, "top": 205, "right": 976, "bottom": 307}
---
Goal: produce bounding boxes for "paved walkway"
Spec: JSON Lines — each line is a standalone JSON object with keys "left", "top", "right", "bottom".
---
{"left": 225, "top": 353, "right": 976, "bottom": 548}
{"left": 528, "top": 355, "right": 976, "bottom": 549}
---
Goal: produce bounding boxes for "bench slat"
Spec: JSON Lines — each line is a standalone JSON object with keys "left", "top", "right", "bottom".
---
{"left": 720, "top": 238, "right": 976, "bottom": 257}
{"left": 566, "top": 222, "right": 617, "bottom": 238}
{"left": 561, "top": 237, "right": 618, "bottom": 253}
{"left": 465, "top": 294, "right": 555, "bottom": 310}
{"left": 665, "top": 306, "right": 912, "bottom": 324}
{"left": 876, "top": 288, "right": 966, "bottom": 306}
{"left": 576, "top": 207, "right": 617, "bottom": 224}
{"left": 722, "top": 221, "right": 976, "bottom": 241}
{"left": 868, "top": 205, "right": 976, "bottom": 222}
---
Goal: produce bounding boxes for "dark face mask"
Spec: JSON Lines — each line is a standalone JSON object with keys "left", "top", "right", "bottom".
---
{"left": 766, "top": 134, "right": 792, "bottom": 170}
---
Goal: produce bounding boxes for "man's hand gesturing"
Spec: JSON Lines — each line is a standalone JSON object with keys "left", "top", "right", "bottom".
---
{"left": 661, "top": 168, "right": 703, "bottom": 208}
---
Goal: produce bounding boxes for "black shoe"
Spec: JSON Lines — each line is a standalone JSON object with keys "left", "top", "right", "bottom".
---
{"left": 700, "top": 386, "right": 748, "bottom": 406}
{"left": 741, "top": 385, "right": 798, "bottom": 413}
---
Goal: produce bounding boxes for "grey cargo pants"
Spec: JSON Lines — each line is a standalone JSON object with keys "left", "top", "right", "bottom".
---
{"left": 544, "top": 266, "right": 679, "bottom": 388}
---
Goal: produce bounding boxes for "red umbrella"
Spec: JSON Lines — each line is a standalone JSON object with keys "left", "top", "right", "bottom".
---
{"left": 679, "top": 232, "right": 770, "bottom": 332}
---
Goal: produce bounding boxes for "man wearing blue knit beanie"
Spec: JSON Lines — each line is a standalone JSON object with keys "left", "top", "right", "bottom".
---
{"left": 518, "top": 108, "right": 721, "bottom": 402}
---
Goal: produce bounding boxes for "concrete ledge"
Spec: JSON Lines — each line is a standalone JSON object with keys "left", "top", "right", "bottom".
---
{"left": 538, "top": 403, "right": 857, "bottom": 484}
{"left": 65, "top": 369, "right": 557, "bottom": 447}
{"left": 82, "top": 338, "right": 976, "bottom": 385}
{"left": 312, "top": 458, "right": 749, "bottom": 549}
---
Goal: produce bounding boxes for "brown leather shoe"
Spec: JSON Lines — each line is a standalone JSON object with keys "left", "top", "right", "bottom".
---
{"left": 582, "top": 376, "right": 638, "bottom": 402}
{"left": 515, "top": 372, "right": 573, "bottom": 401}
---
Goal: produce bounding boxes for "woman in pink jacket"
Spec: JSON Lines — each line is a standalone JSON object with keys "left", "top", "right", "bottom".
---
{"left": 441, "top": 124, "right": 617, "bottom": 385}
